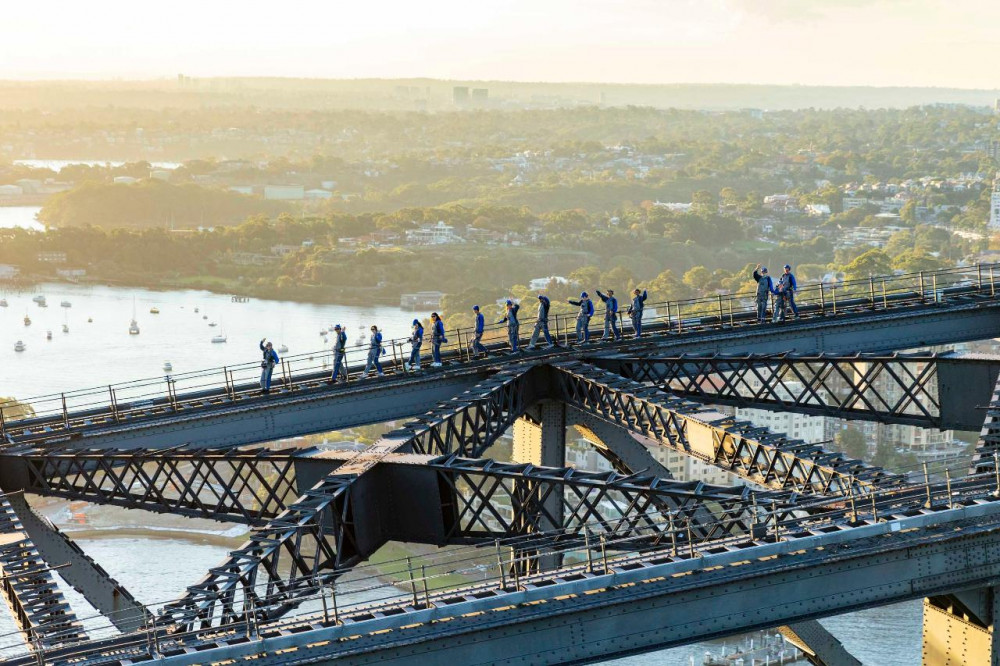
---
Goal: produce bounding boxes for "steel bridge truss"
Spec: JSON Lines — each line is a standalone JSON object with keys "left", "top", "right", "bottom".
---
{"left": 158, "top": 471, "right": 358, "bottom": 631}
{"left": 149, "top": 446, "right": 791, "bottom": 631}
{"left": 394, "top": 364, "right": 542, "bottom": 458}
{"left": 431, "top": 455, "right": 794, "bottom": 548}
{"left": 6, "top": 265, "right": 1000, "bottom": 664}
{"left": 552, "top": 361, "right": 903, "bottom": 496}
{"left": 0, "top": 359, "right": 910, "bottom": 643}
{"left": 603, "top": 352, "right": 1000, "bottom": 432}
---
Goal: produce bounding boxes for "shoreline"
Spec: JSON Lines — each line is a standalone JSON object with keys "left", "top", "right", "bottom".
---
{"left": 1, "top": 273, "right": 407, "bottom": 308}
{"left": 64, "top": 525, "right": 249, "bottom": 548}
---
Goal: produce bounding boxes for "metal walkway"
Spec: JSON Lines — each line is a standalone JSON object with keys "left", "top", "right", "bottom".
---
{"left": 3, "top": 264, "right": 1000, "bottom": 455}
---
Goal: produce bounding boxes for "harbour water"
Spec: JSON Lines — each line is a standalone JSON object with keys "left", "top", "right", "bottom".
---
{"left": 1, "top": 283, "right": 422, "bottom": 400}
{"left": 0, "top": 283, "right": 923, "bottom": 664}
{"left": 0, "top": 206, "right": 44, "bottom": 231}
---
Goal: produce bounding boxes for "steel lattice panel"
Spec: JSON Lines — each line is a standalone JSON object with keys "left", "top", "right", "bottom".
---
{"left": 23, "top": 446, "right": 305, "bottom": 524}
{"left": 431, "top": 456, "right": 793, "bottom": 548}
{"left": 615, "top": 353, "right": 942, "bottom": 427}
{"left": 400, "top": 365, "right": 541, "bottom": 457}
{"left": 159, "top": 472, "right": 358, "bottom": 631}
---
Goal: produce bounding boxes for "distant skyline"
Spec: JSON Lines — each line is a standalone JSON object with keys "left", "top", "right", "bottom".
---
{"left": 2, "top": 0, "right": 999, "bottom": 89}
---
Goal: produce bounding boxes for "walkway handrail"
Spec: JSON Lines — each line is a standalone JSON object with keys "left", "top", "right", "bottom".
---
{"left": 1, "top": 262, "right": 996, "bottom": 436}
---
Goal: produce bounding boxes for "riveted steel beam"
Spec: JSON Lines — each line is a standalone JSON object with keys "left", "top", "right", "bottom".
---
{"left": 6, "top": 494, "right": 145, "bottom": 634}
{"left": 0, "top": 492, "right": 88, "bottom": 650}
{"left": 158, "top": 471, "right": 360, "bottom": 632}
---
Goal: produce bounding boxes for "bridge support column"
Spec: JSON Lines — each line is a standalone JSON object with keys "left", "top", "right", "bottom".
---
{"left": 512, "top": 401, "right": 566, "bottom": 572}
{"left": 513, "top": 401, "right": 566, "bottom": 467}
{"left": 922, "top": 588, "right": 1000, "bottom": 665}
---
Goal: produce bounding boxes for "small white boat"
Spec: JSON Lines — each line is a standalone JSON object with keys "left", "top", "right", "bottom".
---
{"left": 14, "top": 340, "right": 25, "bottom": 352}
{"left": 46, "top": 330, "right": 52, "bottom": 340}
{"left": 320, "top": 330, "right": 327, "bottom": 336}
{"left": 150, "top": 307, "right": 160, "bottom": 314}
{"left": 163, "top": 361, "right": 173, "bottom": 372}
{"left": 60, "top": 301, "right": 71, "bottom": 308}
{"left": 277, "top": 343, "right": 288, "bottom": 353}
{"left": 208, "top": 322, "right": 217, "bottom": 327}
{"left": 194, "top": 307, "right": 200, "bottom": 313}
{"left": 87, "top": 317, "right": 93, "bottom": 323}
{"left": 32, "top": 295, "right": 46, "bottom": 305}
{"left": 23, "top": 315, "right": 31, "bottom": 326}
{"left": 129, "top": 296, "right": 140, "bottom": 334}
{"left": 0, "top": 299, "right": 7, "bottom": 307}
{"left": 62, "top": 324, "right": 69, "bottom": 333}
{"left": 202, "top": 315, "right": 208, "bottom": 320}
{"left": 211, "top": 334, "right": 227, "bottom": 344}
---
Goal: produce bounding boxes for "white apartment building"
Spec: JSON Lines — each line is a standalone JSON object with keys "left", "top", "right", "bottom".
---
{"left": 264, "top": 185, "right": 305, "bottom": 201}
{"left": 405, "top": 221, "right": 461, "bottom": 245}
{"left": 648, "top": 448, "right": 742, "bottom": 486}
{"left": 734, "top": 406, "right": 826, "bottom": 444}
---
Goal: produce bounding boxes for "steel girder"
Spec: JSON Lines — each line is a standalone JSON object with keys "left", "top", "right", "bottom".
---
{"left": 158, "top": 471, "right": 359, "bottom": 631}
{"left": 20, "top": 446, "right": 307, "bottom": 524}
{"left": 5, "top": 493, "right": 146, "bottom": 635}
{"left": 429, "top": 455, "right": 793, "bottom": 548}
{"left": 605, "top": 352, "right": 1000, "bottom": 431}
{"left": 101, "top": 368, "right": 538, "bottom": 632}
{"left": 0, "top": 492, "right": 88, "bottom": 650}
{"left": 151, "top": 445, "right": 777, "bottom": 630}
{"left": 388, "top": 364, "right": 542, "bottom": 458}
{"left": 2, "top": 373, "right": 486, "bottom": 453}
{"left": 551, "top": 360, "right": 902, "bottom": 495}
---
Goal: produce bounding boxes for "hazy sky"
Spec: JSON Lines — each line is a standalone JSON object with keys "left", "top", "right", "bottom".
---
{"left": 1, "top": 0, "right": 997, "bottom": 87}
